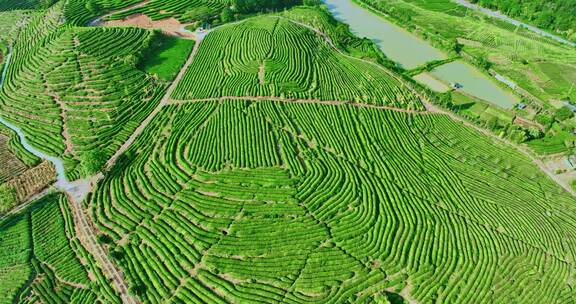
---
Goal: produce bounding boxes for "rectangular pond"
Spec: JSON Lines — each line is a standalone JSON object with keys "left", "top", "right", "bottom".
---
{"left": 323, "top": 0, "right": 519, "bottom": 109}
{"left": 323, "top": 0, "right": 446, "bottom": 69}
{"left": 431, "top": 61, "right": 519, "bottom": 109}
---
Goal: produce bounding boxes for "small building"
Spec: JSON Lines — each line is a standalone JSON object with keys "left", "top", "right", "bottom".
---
{"left": 517, "top": 103, "right": 527, "bottom": 110}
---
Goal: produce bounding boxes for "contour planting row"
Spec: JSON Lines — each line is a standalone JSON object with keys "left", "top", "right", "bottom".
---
{"left": 0, "top": 193, "right": 121, "bottom": 304}
{"left": 90, "top": 100, "right": 576, "bottom": 303}
{"left": 109, "top": 0, "right": 228, "bottom": 23}
{"left": 64, "top": 0, "right": 142, "bottom": 25}
{"left": 172, "top": 17, "right": 422, "bottom": 109}
{"left": 0, "top": 5, "right": 164, "bottom": 178}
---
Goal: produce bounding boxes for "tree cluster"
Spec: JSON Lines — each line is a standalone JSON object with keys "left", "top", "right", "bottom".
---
{"left": 232, "top": 0, "right": 302, "bottom": 14}
{"left": 470, "top": 0, "right": 576, "bottom": 40}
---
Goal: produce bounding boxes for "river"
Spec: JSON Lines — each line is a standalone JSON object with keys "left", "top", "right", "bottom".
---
{"left": 453, "top": 0, "right": 576, "bottom": 48}
{"left": 324, "top": 0, "right": 519, "bottom": 109}
{"left": 323, "top": 0, "right": 445, "bottom": 69}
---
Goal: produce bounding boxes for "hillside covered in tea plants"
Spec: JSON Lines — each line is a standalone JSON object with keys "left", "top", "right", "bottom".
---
{"left": 0, "top": 0, "right": 575, "bottom": 303}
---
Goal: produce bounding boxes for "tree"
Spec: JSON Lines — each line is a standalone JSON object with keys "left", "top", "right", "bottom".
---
{"left": 220, "top": 7, "right": 233, "bottom": 23}
{"left": 81, "top": 150, "right": 107, "bottom": 175}
{"left": 555, "top": 106, "right": 575, "bottom": 122}
{"left": 527, "top": 126, "right": 543, "bottom": 139}
{"left": 85, "top": 0, "right": 102, "bottom": 14}
{"left": 451, "top": 38, "right": 463, "bottom": 54}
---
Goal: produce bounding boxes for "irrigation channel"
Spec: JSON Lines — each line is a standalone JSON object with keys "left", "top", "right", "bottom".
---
{"left": 453, "top": 0, "right": 576, "bottom": 48}
{"left": 324, "top": 0, "right": 519, "bottom": 109}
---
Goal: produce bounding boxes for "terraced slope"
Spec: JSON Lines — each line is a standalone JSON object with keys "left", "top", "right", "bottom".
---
{"left": 0, "top": 4, "right": 165, "bottom": 179}
{"left": 0, "top": 193, "right": 121, "bottom": 304}
{"left": 92, "top": 100, "right": 576, "bottom": 303}
{"left": 0, "top": 124, "right": 39, "bottom": 183}
{"left": 64, "top": 0, "right": 142, "bottom": 25}
{"left": 172, "top": 17, "right": 422, "bottom": 109}
{"left": 0, "top": 0, "right": 40, "bottom": 12}
{"left": 109, "top": 0, "right": 229, "bottom": 23}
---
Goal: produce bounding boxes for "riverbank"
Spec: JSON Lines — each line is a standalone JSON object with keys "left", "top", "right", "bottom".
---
{"left": 452, "top": 0, "right": 575, "bottom": 48}
{"left": 324, "top": 0, "right": 520, "bottom": 109}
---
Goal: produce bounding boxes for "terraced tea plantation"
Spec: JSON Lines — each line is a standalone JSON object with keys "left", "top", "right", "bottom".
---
{"left": 90, "top": 100, "right": 576, "bottom": 303}
{"left": 0, "top": 193, "right": 120, "bottom": 304}
{"left": 1, "top": 0, "right": 575, "bottom": 303}
{"left": 0, "top": 3, "right": 165, "bottom": 178}
{"left": 109, "top": 0, "right": 229, "bottom": 23}
{"left": 172, "top": 17, "right": 422, "bottom": 109}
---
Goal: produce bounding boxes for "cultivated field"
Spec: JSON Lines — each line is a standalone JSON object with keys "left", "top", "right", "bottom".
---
{"left": 0, "top": 3, "right": 165, "bottom": 179}
{"left": 91, "top": 99, "right": 576, "bottom": 303}
{"left": 173, "top": 17, "right": 422, "bottom": 109}
{"left": 0, "top": 193, "right": 120, "bottom": 304}
{"left": 0, "top": 1, "right": 575, "bottom": 304}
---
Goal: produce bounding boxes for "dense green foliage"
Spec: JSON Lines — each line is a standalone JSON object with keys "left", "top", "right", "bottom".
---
{"left": 0, "top": 4, "right": 165, "bottom": 178}
{"left": 232, "top": 0, "right": 301, "bottom": 14}
{"left": 471, "top": 0, "right": 576, "bottom": 40}
{"left": 173, "top": 17, "right": 421, "bottom": 109}
{"left": 108, "top": 0, "right": 229, "bottom": 23}
{"left": 0, "top": 193, "right": 117, "bottom": 304}
{"left": 0, "top": 0, "right": 44, "bottom": 12}
{"left": 91, "top": 99, "right": 575, "bottom": 303}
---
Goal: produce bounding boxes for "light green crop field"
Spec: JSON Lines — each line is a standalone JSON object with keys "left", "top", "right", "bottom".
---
{"left": 139, "top": 35, "right": 195, "bottom": 81}
{"left": 173, "top": 17, "right": 422, "bottom": 109}
{"left": 109, "top": 0, "right": 229, "bottom": 23}
{"left": 0, "top": 1, "right": 575, "bottom": 304}
{"left": 0, "top": 193, "right": 120, "bottom": 304}
{"left": 0, "top": 3, "right": 166, "bottom": 179}
{"left": 92, "top": 99, "right": 575, "bottom": 303}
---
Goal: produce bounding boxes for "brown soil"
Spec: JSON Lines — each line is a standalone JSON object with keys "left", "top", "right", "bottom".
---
{"left": 101, "top": 14, "right": 196, "bottom": 39}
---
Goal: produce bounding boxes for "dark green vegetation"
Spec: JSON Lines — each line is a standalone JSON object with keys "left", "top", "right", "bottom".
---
{"left": 0, "top": 193, "right": 120, "bottom": 303}
{"left": 173, "top": 17, "right": 421, "bottom": 109}
{"left": 138, "top": 34, "right": 194, "bottom": 81}
{"left": 0, "top": 0, "right": 48, "bottom": 11}
{"left": 0, "top": 3, "right": 165, "bottom": 179}
{"left": 93, "top": 99, "right": 576, "bottom": 303}
{"left": 470, "top": 0, "right": 576, "bottom": 41}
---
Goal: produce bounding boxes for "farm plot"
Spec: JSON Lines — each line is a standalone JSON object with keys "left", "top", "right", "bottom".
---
{"left": 0, "top": 3, "right": 165, "bottom": 179}
{"left": 172, "top": 17, "right": 422, "bottom": 109}
{"left": 91, "top": 100, "right": 576, "bottom": 303}
{"left": 108, "top": 0, "right": 229, "bottom": 23}
{"left": 0, "top": 0, "right": 40, "bottom": 12}
{"left": 64, "top": 0, "right": 143, "bottom": 26}
{"left": 0, "top": 193, "right": 119, "bottom": 304}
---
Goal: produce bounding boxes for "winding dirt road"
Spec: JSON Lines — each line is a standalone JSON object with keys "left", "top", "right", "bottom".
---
{"left": 105, "top": 35, "right": 205, "bottom": 170}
